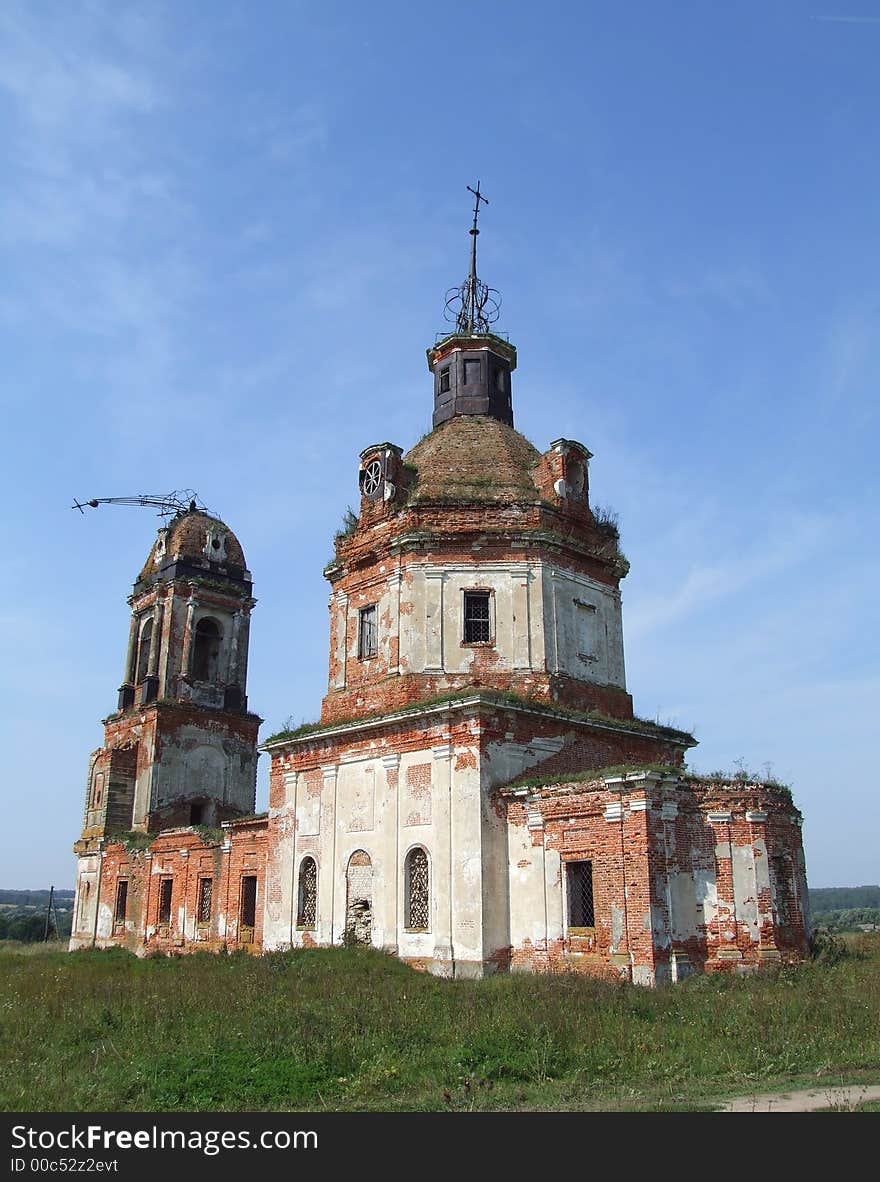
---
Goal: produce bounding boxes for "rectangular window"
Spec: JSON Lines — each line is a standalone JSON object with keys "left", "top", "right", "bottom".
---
{"left": 567, "top": 861, "right": 595, "bottom": 929}
{"left": 463, "top": 357, "right": 481, "bottom": 385}
{"left": 358, "top": 604, "right": 377, "bottom": 658}
{"left": 114, "top": 880, "right": 128, "bottom": 926}
{"left": 772, "top": 857, "right": 790, "bottom": 926}
{"left": 463, "top": 591, "right": 491, "bottom": 643}
{"left": 157, "top": 877, "right": 173, "bottom": 926}
{"left": 240, "top": 875, "right": 257, "bottom": 930}
{"left": 575, "top": 600, "right": 598, "bottom": 662}
{"left": 439, "top": 366, "right": 451, "bottom": 393}
{"left": 197, "top": 877, "right": 213, "bottom": 925}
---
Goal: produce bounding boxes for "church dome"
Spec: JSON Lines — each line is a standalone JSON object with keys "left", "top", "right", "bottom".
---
{"left": 403, "top": 415, "right": 542, "bottom": 505}
{"left": 138, "top": 510, "right": 247, "bottom": 582}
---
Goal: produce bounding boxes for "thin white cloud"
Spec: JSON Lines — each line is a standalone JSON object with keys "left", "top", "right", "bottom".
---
{"left": 811, "top": 15, "right": 880, "bottom": 24}
{"left": 624, "top": 511, "right": 830, "bottom": 642}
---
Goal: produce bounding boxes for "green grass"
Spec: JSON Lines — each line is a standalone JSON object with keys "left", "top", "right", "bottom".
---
{"left": 1, "top": 935, "right": 879, "bottom": 1112}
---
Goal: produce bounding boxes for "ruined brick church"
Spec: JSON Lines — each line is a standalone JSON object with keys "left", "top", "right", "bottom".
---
{"left": 71, "top": 197, "right": 810, "bottom": 983}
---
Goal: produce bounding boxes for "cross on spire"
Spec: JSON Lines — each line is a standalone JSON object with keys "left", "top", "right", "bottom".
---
{"left": 442, "top": 182, "right": 501, "bottom": 335}
{"left": 467, "top": 182, "right": 488, "bottom": 237}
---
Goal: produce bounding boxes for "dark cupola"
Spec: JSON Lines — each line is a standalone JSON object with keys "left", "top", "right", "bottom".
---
{"left": 428, "top": 183, "right": 517, "bottom": 429}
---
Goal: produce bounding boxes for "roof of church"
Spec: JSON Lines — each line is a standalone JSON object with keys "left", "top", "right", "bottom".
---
{"left": 403, "top": 414, "right": 542, "bottom": 505}
{"left": 138, "top": 510, "right": 247, "bottom": 581}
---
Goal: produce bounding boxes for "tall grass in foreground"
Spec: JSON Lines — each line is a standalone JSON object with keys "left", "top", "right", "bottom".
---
{"left": 1, "top": 935, "right": 878, "bottom": 1111}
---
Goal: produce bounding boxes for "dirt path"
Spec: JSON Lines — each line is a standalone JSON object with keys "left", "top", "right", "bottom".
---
{"left": 718, "top": 1084, "right": 880, "bottom": 1112}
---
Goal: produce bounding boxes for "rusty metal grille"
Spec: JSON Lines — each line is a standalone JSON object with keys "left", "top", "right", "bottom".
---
{"left": 197, "top": 877, "right": 213, "bottom": 925}
{"left": 406, "top": 848, "right": 430, "bottom": 930}
{"left": 240, "top": 875, "right": 257, "bottom": 930}
{"left": 567, "top": 860, "right": 594, "bottom": 928}
{"left": 359, "top": 604, "right": 377, "bottom": 658}
{"left": 114, "top": 880, "right": 128, "bottom": 925}
{"left": 158, "top": 878, "right": 173, "bottom": 925}
{"left": 297, "top": 857, "right": 317, "bottom": 928}
{"left": 464, "top": 592, "right": 491, "bottom": 643}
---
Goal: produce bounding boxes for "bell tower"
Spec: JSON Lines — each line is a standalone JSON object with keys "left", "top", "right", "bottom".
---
{"left": 76, "top": 504, "right": 261, "bottom": 844}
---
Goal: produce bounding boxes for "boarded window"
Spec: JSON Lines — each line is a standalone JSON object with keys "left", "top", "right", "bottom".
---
{"left": 463, "top": 357, "right": 481, "bottom": 385}
{"left": 240, "top": 875, "right": 257, "bottom": 930}
{"left": 197, "top": 878, "right": 213, "bottom": 925}
{"left": 192, "top": 618, "right": 222, "bottom": 681}
{"left": 463, "top": 591, "right": 491, "bottom": 643}
{"left": 297, "top": 857, "right": 317, "bottom": 929}
{"left": 405, "top": 848, "right": 429, "bottom": 931}
{"left": 567, "top": 860, "right": 595, "bottom": 928}
{"left": 135, "top": 619, "right": 153, "bottom": 683}
{"left": 158, "top": 878, "right": 173, "bottom": 926}
{"left": 358, "top": 604, "right": 377, "bottom": 658}
{"left": 114, "top": 880, "right": 128, "bottom": 925}
{"left": 439, "top": 366, "right": 451, "bottom": 393}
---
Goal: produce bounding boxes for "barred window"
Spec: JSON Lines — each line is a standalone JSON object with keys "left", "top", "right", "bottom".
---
{"left": 358, "top": 604, "right": 377, "bottom": 658}
{"left": 158, "top": 877, "right": 173, "bottom": 926}
{"left": 297, "top": 857, "right": 318, "bottom": 929}
{"left": 114, "top": 880, "right": 128, "bottom": 925}
{"left": 197, "top": 877, "right": 213, "bottom": 925}
{"left": 567, "top": 860, "right": 594, "bottom": 928}
{"left": 405, "top": 847, "right": 430, "bottom": 931}
{"left": 463, "top": 591, "right": 491, "bottom": 643}
{"left": 240, "top": 875, "right": 257, "bottom": 930}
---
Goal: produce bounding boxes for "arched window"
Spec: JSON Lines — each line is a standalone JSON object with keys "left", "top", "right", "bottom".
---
{"left": 345, "top": 850, "right": 373, "bottom": 945}
{"left": 192, "top": 618, "right": 222, "bottom": 681}
{"left": 404, "top": 847, "right": 429, "bottom": 931}
{"left": 135, "top": 619, "right": 153, "bottom": 683}
{"left": 297, "top": 857, "right": 317, "bottom": 929}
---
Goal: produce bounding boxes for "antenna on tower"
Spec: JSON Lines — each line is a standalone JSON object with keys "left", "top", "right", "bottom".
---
{"left": 443, "top": 182, "right": 502, "bottom": 334}
{"left": 71, "top": 490, "right": 214, "bottom": 519}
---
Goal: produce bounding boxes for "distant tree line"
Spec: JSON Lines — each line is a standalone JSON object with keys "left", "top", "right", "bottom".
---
{"left": 809, "top": 886, "right": 880, "bottom": 911}
{"left": 0, "top": 908, "right": 72, "bottom": 942}
{"left": 811, "top": 909, "right": 880, "bottom": 933}
{"left": 0, "top": 889, "right": 75, "bottom": 907}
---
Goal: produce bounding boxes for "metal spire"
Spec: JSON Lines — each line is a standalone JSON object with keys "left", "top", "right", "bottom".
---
{"left": 444, "top": 182, "right": 501, "bottom": 334}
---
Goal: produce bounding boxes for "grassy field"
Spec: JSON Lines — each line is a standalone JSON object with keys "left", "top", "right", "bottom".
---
{"left": 1, "top": 935, "right": 878, "bottom": 1112}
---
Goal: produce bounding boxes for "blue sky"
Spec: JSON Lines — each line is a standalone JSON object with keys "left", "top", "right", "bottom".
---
{"left": 1, "top": 2, "right": 877, "bottom": 890}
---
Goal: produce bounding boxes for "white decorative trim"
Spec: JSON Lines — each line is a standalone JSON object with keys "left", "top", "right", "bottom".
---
{"left": 627, "top": 799, "right": 648, "bottom": 813}
{"left": 526, "top": 804, "right": 543, "bottom": 831}
{"left": 381, "top": 753, "right": 401, "bottom": 769}
{"left": 530, "top": 737, "right": 562, "bottom": 756}
{"left": 707, "top": 810, "right": 733, "bottom": 824}
{"left": 746, "top": 811, "right": 768, "bottom": 823}
{"left": 604, "top": 802, "right": 624, "bottom": 822}
{"left": 432, "top": 743, "right": 453, "bottom": 762}
{"left": 660, "top": 801, "right": 679, "bottom": 821}
{"left": 339, "top": 749, "right": 371, "bottom": 765}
